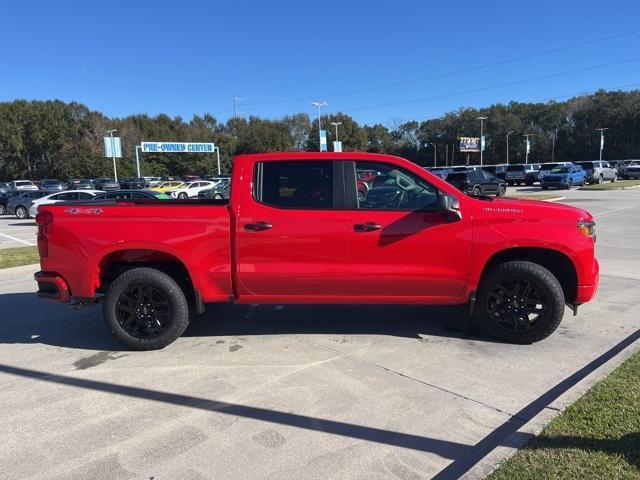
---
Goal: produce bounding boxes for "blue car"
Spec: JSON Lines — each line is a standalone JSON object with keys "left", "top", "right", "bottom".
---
{"left": 540, "top": 165, "right": 587, "bottom": 190}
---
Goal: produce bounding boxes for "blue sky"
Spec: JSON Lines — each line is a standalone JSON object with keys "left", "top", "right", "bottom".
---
{"left": 2, "top": 0, "right": 639, "bottom": 126}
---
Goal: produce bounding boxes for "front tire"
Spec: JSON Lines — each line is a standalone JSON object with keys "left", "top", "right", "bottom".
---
{"left": 475, "top": 261, "right": 565, "bottom": 344}
{"left": 496, "top": 185, "right": 506, "bottom": 197}
{"left": 178, "top": 192, "right": 188, "bottom": 199}
{"left": 103, "top": 267, "right": 190, "bottom": 350}
{"left": 472, "top": 186, "right": 482, "bottom": 197}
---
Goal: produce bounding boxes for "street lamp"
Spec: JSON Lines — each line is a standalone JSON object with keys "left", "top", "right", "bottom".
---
{"left": 477, "top": 117, "right": 488, "bottom": 166}
{"left": 106, "top": 129, "right": 118, "bottom": 182}
{"left": 330, "top": 122, "right": 342, "bottom": 141}
{"left": 595, "top": 128, "right": 608, "bottom": 161}
{"left": 523, "top": 133, "right": 536, "bottom": 164}
{"left": 506, "top": 130, "right": 515, "bottom": 165}
{"left": 311, "top": 101, "right": 328, "bottom": 152}
{"left": 427, "top": 142, "right": 437, "bottom": 167}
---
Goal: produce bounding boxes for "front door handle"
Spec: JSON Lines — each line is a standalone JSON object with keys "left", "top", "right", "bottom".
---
{"left": 245, "top": 221, "right": 272, "bottom": 231}
{"left": 354, "top": 222, "right": 382, "bottom": 232}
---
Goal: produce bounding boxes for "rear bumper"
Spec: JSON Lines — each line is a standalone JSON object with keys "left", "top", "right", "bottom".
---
{"left": 34, "top": 271, "right": 71, "bottom": 303}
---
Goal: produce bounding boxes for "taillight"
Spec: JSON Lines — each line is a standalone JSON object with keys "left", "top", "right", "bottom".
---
{"left": 36, "top": 211, "right": 53, "bottom": 258}
{"left": 36, "top": 211, "right": 53, "bottom": 226}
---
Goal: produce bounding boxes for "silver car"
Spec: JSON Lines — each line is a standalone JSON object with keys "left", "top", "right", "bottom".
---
{"left": 574, "top": 161, "right": 618, "bottom": 184}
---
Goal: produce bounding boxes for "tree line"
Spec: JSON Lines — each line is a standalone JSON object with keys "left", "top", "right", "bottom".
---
{"left": 1, "top": 89, "right": 639, "bottom": 180}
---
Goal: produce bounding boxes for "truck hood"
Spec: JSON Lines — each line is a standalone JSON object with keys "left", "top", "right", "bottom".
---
{"left": 478, "top": 196, "right": 593, "bottom": 221}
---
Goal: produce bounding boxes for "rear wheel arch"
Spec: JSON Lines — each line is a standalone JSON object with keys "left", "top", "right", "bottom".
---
{"left": 96, "top": 249, "right": 197, "bottom": 304}
{"left": 477, "top": 247, "right": 578, "bottom": 303}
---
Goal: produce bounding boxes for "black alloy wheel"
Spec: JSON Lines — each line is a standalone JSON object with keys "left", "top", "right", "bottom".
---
{"left": 566, "top": 179, "right": 573, "bottom": 190}
{"left": 475, "top": 261, "right": 564, "bottom": 343}
{"left": 115, "top": 284, "right": 172, "bottom": 339}
{"left": 486, "top": 278, "right": 547, "bottom": 334}
{"left": 104, "top": 267, "right": 190, "bottom": 350}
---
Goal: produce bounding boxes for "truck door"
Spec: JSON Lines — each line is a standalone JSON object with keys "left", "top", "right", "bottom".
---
{"left": 344, "top": 160, "right": 473, "bottom": 300}
{"left": 235, "top": 160, "right": 349, "bottom": 299}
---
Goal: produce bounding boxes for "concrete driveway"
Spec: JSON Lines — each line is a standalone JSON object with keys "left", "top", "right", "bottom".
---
{"left": 0, "top": 215, "right": 37, "bottom": 249}
{"left": 1, "top": 188, "right": 639, "bottom": 479}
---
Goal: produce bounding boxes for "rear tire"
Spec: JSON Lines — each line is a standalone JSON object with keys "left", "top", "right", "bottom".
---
{"left": 103, "top": 267, "right": 190, "bottom": 350}
{"left": 475, "top": 261, "right": 565, "bottom": 344}
{"left": 15, "top": 206, "right": 28, "bottom": 219}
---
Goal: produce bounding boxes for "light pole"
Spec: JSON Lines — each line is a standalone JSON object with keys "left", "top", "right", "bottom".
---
{"left": 506, "top": 130, "right": 515, "bottom": 165}
{"left": 311, "top": 101, "right": 327, "bottom": 151}
{"left": 477, "top": 117, "right": 488, "bottom": 166}
{"left": 596, "top": 128, "right": 608, "bottom": 161}
{"left": 330, "top": 122, "right": 342, "bottom": 141}
{"left": 523, "top": 134, "right": 536, "bottom": 164}
{"left": 135, "top": 145, "right": 142, "bottom": 178}
{"left": 551, "top": 128, "right": 558, "bottom": 163}
{"left": 214, "top": 145, "right": 221, "bottom": 175}
{"left": 427, "top": 142, "right": 437, "bottom": 167}
{"left": 107, "top": 129, "right": 118, "bottom": 181}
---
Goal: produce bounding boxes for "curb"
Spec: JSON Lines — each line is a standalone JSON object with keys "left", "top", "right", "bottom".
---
{"left": 465, "top": 337, "right": 640, "bottom": 480}
{"left": 579, "top": 184, "right": 640, "bottom": 191}
{"left": 0, "top": 263, "right": 40, "bottom": 277}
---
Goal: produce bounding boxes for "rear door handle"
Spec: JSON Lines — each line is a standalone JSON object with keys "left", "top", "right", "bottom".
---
{"left": 245, "top": 221, "right": 272, "bottom": 232}
{"left": 354, "top": 222, "right": 382, "bottom": 232}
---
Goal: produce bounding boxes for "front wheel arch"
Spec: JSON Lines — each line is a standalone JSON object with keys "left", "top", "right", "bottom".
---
{"left": 476, "top": 247, "right": 578, "bottom": 304}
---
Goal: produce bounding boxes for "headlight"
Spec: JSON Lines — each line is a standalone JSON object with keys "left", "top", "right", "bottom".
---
{"left": 578, "top": 220, "right": 596, "bottom": 242}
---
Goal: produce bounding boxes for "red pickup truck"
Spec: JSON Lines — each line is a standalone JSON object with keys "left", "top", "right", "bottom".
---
{"left": 34, "top": 152, "right": 599, "bottom": 350}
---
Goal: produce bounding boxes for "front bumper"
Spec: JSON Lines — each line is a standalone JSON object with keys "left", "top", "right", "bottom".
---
{"left": 34, "top": 272, "right": 71, "bottom": 303}
{"left": 576, "top": 258, "right": 599, "bottom": 303}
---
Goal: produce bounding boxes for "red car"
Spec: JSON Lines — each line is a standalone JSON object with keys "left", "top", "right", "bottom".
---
{"left": 34, "top": 152, "right": 599, "bottom": 350}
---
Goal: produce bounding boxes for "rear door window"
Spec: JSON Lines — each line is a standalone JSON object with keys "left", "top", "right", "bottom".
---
{"left": 255, "top": 161, "right": 333, "bottom": 209}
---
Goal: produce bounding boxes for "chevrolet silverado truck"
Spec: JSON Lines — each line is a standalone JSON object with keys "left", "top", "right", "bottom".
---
{"left": 34, "top": 152, "right": 599, "bottom": 350}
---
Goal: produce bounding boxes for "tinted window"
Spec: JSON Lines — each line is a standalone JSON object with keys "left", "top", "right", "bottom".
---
{"left": 57, "top": 192, "right": 79, "bottom": 200}
{"left": 77, "top": 192, "right": 94, "bottom": 200}
{"left": 257, "top": 161, "right": 333, "bottom": 209}
{"left": 506, "top": 165, "right": 523, "bottom": 172}
{"left": 355, "top": 161, "right": 438, "bottom": 211}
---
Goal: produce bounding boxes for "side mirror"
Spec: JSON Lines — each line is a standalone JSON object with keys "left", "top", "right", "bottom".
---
{"left": 437, "top": 193, "right": 462, "bottom": 219}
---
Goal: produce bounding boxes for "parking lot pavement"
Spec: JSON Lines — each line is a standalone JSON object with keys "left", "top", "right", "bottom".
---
{"left": 0, "top": 215, "right": 37, "bottom": 249}
{"left": 0, "top": 189, "right": 639, "bottom": 479}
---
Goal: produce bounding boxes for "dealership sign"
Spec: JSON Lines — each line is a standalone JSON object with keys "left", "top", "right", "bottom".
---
{"left": 459, "top": 137, "right": 480, "bottom": 152}
{"left": 141, "top": 142, "right": 215, "bottom": 153}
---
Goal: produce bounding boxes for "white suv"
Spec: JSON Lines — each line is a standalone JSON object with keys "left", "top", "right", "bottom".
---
{"left": 168, "top": 181, "right": 214, "bottom": 199}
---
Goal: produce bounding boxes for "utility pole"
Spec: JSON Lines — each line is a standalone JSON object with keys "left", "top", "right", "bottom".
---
{"left": 477, "top": 116, "right": 488, "bottom": 166}
{"left": 596, "top": 128, "right": 608, "bottom": 161}
{"left": 506, "top": 130, "right": 515, "bottom": 164}
{"left": 523, "top": 134, "right": 536, "bottom": 164}
{"left": 233, "top": 96, "right": 244, "bottom": 118}
{"left": 107, "top": 129, "right": 118, "bottom": 182}
{"left": 311, "top": 101, "right": 327, "bottom": 152}
{"left": 551, "top": 128, "right": 558, "bottom": 162}
{"left": 445, "top": 144, "right": 449, "bottom": 167}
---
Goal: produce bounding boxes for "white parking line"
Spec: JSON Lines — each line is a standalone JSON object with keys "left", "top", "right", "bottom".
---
{"left": 0, "top": 232, "right": 36, "bottom": 246}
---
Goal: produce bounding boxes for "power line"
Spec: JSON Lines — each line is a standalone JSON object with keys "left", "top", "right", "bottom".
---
{"left": 323, "top": 56, "right": 640, "bottom": 114}
{"left": 242, "top": 29, "right": 640, "bottom": 107}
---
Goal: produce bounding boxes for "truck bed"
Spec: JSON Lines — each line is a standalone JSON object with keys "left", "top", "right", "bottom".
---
{"left": 38, "top": 200, "right": 233, "bottom": 302}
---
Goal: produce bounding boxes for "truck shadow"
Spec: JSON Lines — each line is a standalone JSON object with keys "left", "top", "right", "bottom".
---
{"left": 0, "top": 293, "right": 496, "bottom": 351}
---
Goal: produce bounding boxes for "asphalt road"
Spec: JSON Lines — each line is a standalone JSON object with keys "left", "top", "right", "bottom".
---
{"left": 1, "top": 188, "right": 639, "bottom": 479}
